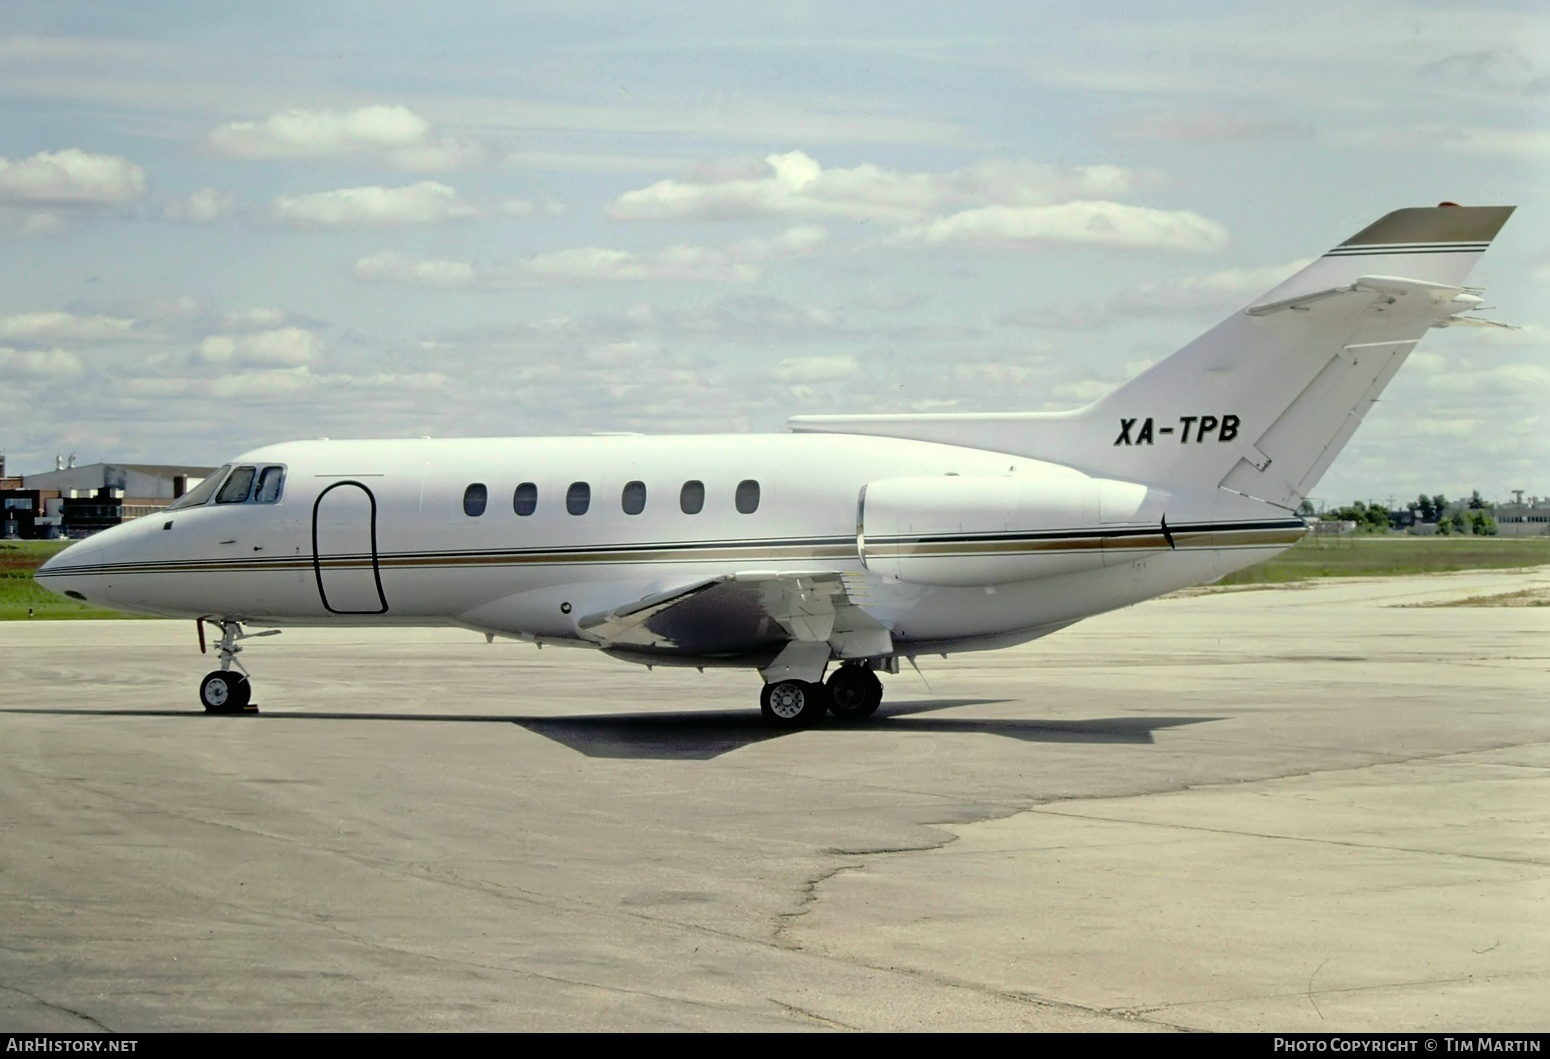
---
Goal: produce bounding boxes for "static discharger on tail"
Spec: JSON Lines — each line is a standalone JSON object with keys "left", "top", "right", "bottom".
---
{"left": 37, "top": 203, "right": 1515, "bottom": 725}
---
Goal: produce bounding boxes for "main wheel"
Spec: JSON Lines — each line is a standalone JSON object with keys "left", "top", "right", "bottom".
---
{"left": 200, "top": 670, "right": 251, "bottom": 713}
{"left": 827, "top": 665, "right": 883, "bottom": 721}
{"left": 759, "top": 679, "right": 829, "bottom": 727}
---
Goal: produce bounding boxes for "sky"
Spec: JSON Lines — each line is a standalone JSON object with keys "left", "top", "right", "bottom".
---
{"left": 0, "top": 1, "right": 1546, "bottom": 506}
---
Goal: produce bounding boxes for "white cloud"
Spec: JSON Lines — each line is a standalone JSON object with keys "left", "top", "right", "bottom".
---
{"left": 0, "top": 149, "right": 145, "bottom": 208}
{"left": 353, "top": 225, "right": 828, "bottom": 288}
{"left": 0, "top": 209, "right": 65, "bottom": 237}
{"left": 0, "top": 347, "right": 85, "bottom": 379}
{"left": 0, "top": 311, "right": 136, "bottom": 343}
{"left": 209, "top": 105, "right": 429, "bottom": 159}
{"left": 1051, "top": 378, "right": 1114, "bottom": 404}
{"left": 198, "top": 326, "right": 323, "bottom": 367}
{"left": 1421, "top": 361, "right": 1550, "bottom": 396}
{"left": 220, "top": 307, "right": 286, "bottom": 330}
{"left": 208, "top": 367, "right": 312, "bottom": 398}
{"left": 386, "top": 138, "right": 485, "bottom": 173}
{"left": 518, "top": 245, "right": 763, "bottom": 284}
{"left": 353, "top": 252, "right": 477, "bottom": 288}
{"left": 499, "top": 197, "right": 565, "bottom": 217}
{"left": 163, "top": 187, "right": 234, "bottom": 223}
{"left": 1114, "top": 258, "right": 1315, "bottom": 314}
{"left": 207, "top": 105, "right": 487, "bottom": 173}
{"left": 768, "top": 354, "right": 860, "bottom": 383}
{"left": 273, "top": 181, "right": 477, "bottom": 228}
{"left": 609, "top": 150, "right": 1138, "bottom": 224}
{"left": 890, "top": 202, "right": 1230, "bottom": 253}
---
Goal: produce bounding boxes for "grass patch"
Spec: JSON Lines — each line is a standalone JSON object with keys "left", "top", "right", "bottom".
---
{"left": 0, "top": 541, "right": 152, "bottom": 620}
{"left": 1406, "top": 588, "right": 1550, "bottom": 608}
{"left": 1218, "top": 535, "right": 1550, "bottom": 585}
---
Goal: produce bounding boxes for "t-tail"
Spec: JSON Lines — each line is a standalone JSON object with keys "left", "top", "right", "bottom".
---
{"left": 790, "top": 204, "right": 1515, "bottom": 510}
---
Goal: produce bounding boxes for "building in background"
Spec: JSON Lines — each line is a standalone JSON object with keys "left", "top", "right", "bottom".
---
{"left": 3, "top": 461, "right": 217, "bottom": 539}
{"left": 1496, "top": 492, "right": 1550, "bottom": 538}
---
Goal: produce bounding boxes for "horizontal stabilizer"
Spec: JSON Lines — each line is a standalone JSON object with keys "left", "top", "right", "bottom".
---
{"left": 1245, "top": 275, "right": 1463, "bottom": 317}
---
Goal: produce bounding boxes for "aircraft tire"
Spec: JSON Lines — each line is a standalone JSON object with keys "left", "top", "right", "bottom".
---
{"left": 827, "top": 666, "right": 882, "bottom": 721}
{"left": 759, "top": 679, "right": 828, "bottom": 727}
{"left": 200, "top": 670, "right": 251, "bottom": 713}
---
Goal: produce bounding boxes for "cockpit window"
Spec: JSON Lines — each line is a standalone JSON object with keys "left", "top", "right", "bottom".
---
{"left": 216, "top": 466, "right": 257, "bottom": 504}
{"left": 253, "top": 466, "right": 286, "bottom": 504}
{"left": 166, "top": 465, "right": 230, "bottom": 510}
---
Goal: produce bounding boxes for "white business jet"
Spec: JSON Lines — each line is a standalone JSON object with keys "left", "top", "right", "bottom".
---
{"left": 37, "top": 204, "right": 1514, "bottom": 724}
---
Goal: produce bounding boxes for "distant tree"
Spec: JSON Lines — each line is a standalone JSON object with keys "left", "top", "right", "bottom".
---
{"left": 1433, "top": 494, "right": 1448, "bottom": 519}
{"left": 1326, "top": 501, "right": 1396, "bottom": 533}
{"left": 1297, "top": 499, "right": 1315, "bottom": 517}
{"left": 1363, "top": 502, "right": 1390, "bottom": 532}
{"left": 1435, "top": 516, "right": 1452, "bottom": 536}
{"left": 1468, "top": 510, "right": 1498, "bottom": 536}
{"left": 1449, "top": 511, "right": 1468, "bottom": 534}
{"left": 1415, "top": 494, "right": 1435, "bottom": 521}
{"left": 1468, "top": 489, "right": 1486, "bottom": 510}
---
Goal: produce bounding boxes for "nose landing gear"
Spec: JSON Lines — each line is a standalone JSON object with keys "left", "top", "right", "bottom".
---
{"left": 196, "top": 618, "right": 279, "bottom": 714}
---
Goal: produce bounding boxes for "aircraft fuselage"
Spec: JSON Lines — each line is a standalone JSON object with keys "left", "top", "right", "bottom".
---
{"left": 37, "top": 432, "right": 1300, "bottom": 660}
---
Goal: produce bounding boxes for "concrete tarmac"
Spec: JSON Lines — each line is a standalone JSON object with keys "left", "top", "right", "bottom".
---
{"left": 1, "top": 568, "right": 1547, "bottom": 1032}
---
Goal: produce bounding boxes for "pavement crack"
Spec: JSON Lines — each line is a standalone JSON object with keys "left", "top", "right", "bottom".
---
{"left": 773, "top": 863, "right": 860, "bottom": 945}
{"left": 768, "top": 998, "right": 857, "bottom": 1029}
{"left": 775, "top": 829, "right": 965, "bottom": 946}
{"left": 0, "top": 981, "right": 112, "bottom": 1031}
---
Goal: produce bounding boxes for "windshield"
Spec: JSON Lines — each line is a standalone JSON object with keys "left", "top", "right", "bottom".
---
{"left": 216, "top": 465, "right": 257, "bottom": 504}
{"left": 165, "top": 465, "right": 230, "bottom": 511}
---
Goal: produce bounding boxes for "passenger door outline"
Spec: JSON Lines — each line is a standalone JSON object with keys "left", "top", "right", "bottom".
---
{"left": 312, "top": 481, "right": 389, "bottom": 614}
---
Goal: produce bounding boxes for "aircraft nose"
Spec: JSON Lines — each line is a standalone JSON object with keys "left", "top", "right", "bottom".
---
{"left": 37, "top": 540, "right": 89, "bottom": 577}
{"left": 35, "top": 535, "right": 105, "bottom": 599}
{"left": 33, "top": 520, "right": 146, "bottom": 605}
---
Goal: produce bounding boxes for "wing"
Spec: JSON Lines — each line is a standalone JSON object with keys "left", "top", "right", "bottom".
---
{"left": 578, "top": 570, "right": 892, "bottom": 676}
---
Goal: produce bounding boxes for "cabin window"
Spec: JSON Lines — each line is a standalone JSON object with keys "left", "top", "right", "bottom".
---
{"left": 566, "top": 482, "right": 591, "bottom": 516}
{"left": 735, "top": 479, "right": 760, "bottom": 514}
{"left": 463, "top": 483, "right": 488, "bottom": 517}
{"left": 513, "top": 482, "right": 537, "bottom": 516}
{"left": 621, "top": 480, "right": 647, "bottom": 515}
{"left": 166, "top": 465, "right": 230, "bottom": 510}
{"left": 253, "top": 466, "right": 286, "bottom": 504}
{"left": 216, "top": 466, "right": 257, "bottom": 504}
{"left": 680, "top": 480, "right": 705, "bottom": 515}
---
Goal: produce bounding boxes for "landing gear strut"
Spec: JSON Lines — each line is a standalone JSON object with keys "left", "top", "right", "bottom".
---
{"left": 197, "top": 618, "right": 278, "bottom": 714}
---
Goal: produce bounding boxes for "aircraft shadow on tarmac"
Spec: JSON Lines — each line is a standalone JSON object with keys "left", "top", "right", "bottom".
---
{"left": 0, "top": 701, "right": 1219, "bottom": 761}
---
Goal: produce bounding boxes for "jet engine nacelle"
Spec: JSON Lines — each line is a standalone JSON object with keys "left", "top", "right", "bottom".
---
{"left": 857, "top": 473, "right": 1159, "bottom": 586}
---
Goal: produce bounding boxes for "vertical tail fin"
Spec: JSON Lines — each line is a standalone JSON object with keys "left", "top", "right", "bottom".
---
{"left": 790, "top": 204, "right": 1514, "bottom": 508}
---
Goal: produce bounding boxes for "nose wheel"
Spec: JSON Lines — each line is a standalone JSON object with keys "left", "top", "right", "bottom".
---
{"left": 196, "top": 618, "right": 277, "bottom": 714}
{"left": 200, "top": 670, "right": 251, "bottom": 712}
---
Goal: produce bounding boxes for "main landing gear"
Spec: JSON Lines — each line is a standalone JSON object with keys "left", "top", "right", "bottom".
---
{"left": 759, "top": 663, "right": 885, "bottom": 728}
{"left": 196, "top": 618, "right": 279, "bottom": 714}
